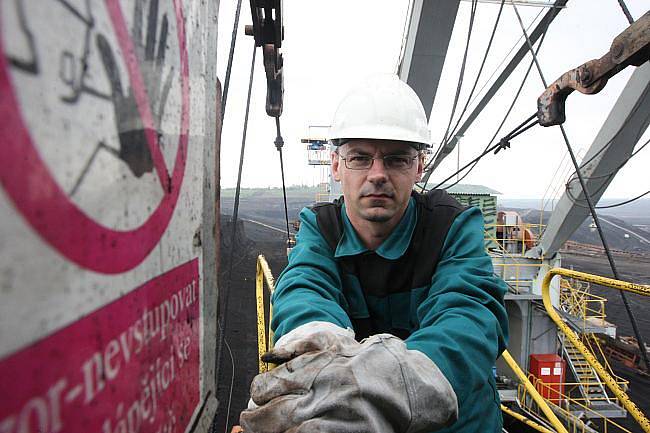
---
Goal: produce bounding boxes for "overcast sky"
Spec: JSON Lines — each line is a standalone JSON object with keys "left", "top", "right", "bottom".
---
{"left": 216, "top": 0, "right": 649, "bottom": 200}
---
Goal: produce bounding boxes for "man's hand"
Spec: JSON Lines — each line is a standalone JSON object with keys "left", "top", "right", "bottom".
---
{"left": 241, "top": 333, "right": 458, "bottom": 433}
{"left": 262, "top": 321, "right": 357, "bottom": 365}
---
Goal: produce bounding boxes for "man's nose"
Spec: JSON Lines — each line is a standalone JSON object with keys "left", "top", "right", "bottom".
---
{"left": 366, "top": 158, "right": 389, "bottom": 183}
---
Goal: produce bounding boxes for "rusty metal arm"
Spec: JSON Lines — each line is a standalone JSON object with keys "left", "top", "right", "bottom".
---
{"left": 538, "top": 10, "right": 650, "bottom": 126}
{"left": 542, "top": 268, "right": 650, "bottom": 432}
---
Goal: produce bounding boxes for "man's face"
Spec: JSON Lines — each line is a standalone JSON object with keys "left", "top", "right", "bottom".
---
{"left": 332, "top": 139, "right": 424, "bottom": 224}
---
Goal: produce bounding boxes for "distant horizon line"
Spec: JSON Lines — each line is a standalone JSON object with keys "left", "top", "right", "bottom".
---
{"left": 219, "top": 185, "right": 649, "bottom": 202}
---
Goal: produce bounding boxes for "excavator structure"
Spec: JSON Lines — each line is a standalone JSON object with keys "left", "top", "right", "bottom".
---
{"left": 1, "top": 1, "right": 649, "bottom": 432}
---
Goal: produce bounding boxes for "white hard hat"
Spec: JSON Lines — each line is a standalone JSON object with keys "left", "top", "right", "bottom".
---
{"left": 328, "top": 74, "right": 430, "bottom": 150}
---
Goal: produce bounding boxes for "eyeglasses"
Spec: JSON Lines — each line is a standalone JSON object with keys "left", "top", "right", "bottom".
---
{"left": 339, "top": 153, "right": 419, "bottom": 171}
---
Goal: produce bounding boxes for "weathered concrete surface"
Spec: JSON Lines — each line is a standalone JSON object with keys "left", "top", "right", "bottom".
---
{"left": 0, "top": 1, "right": 220, "bottom": 431}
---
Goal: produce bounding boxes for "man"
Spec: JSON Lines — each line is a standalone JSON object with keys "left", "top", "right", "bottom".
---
{"left": 240, "top": 75, "right": 508, "bottom": 432}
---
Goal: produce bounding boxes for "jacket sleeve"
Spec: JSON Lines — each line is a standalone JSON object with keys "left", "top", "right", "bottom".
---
{"left": 270, "top": 208, "right": 353, "bottom": 342}
{"left": 405, "top": 207, "right": 508, "bottom": 404}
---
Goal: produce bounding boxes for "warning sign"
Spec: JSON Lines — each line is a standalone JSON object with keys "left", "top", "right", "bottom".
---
{"left": 0, "top": 259, "right": 200, "bottom": 433}
{"left": 0, "top": 0, "right": 190, "bottom": 274}
{"left": 0, "top": 1, "right": 219, "bottom": 428}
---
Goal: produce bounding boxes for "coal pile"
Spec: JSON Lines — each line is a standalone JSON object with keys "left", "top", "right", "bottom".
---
{"left": 505, "top": 208, "right": 650, "bottom": 254}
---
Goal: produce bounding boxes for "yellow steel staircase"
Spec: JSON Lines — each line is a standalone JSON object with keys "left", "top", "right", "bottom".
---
{"left": 558, "top": 277, "right": 627, "bottom": 418}
{"left": 559, "top": 333, "right": 627, "bottom": 418}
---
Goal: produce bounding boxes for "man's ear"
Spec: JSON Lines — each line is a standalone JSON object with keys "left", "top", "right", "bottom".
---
{"left": 331, "top": 151, "right": 341, "bottom": 182}
{"left": 415, "top": 152, "right": 425, "bottom": 181}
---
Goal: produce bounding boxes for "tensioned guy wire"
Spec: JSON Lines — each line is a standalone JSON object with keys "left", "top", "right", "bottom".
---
{"left": 511, "top": 1, "right": 650, "bottom": 373}
{"left": 215, "top": 44, "right": 256, "bottom": 412}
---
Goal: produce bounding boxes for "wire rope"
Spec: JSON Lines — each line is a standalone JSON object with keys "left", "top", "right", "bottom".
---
{"left": 437, "top": 0, "right": 479, "bottom": 158}
{"left": 215, "top": 44, "right": 256, "bottom": 395}
{"left": 427, "top": 113, "right": 539, "bottom": 191}
{"left": 274, "top": 117, "right": 292, "bottom": 242}
{"left": 465, "top": 7, "right": 545, "bottom": 110}
{"left": 595, "top": 190, "right": 650, "bottom": 209}
{"left": 566, "top": 135, "right": 650, "bottom": 191}
{"left": 510, "top": 1, "right": 650, "bottom": 373}
{"left": 568, "top": 187, "right": 650, "bottom": 210}
{"left": 221, "top": 0, "right": 244, "bottom": 119}
{"left": 560, "top": 87, "right": 650, "bottom": 184}
{"left": 616, "top": 0, "right": 635, "bottom": 24}
{"left": 424, "top": 0, "right": 566, "bottom": 176}
{"left": 560, "top": 99, "right": 650, "bottom": 204}
{"left": 219, "top": 322, "right": 236, "bottom": 433}
{"left": 445, "top": 0, "right": 507, "bottom": 151}
{"left": 438, "top": 23, "right": 549, "bottom": 192}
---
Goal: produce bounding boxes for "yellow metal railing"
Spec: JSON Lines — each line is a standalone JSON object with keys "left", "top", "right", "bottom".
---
{"left": 526, "top": 377, "right": 629, "bottom": 407}
{"left": 584, "top": 333, "right": 629, "bottom": 387}
{"left": 255, "top": 256, "right": 566, "bottom": 432}
{"left": 485, "top": 222, "right": 545, "bottom": 254}
{"left": 256, "top": 255, "right": 276, "bottom": 373}
{"left": 559, "top": 278, "right": 608, "bottom": 327}
{"left": 485, "top": 226, "right": 544, "bottom": 294}
{"left": 253, "top": 262, "right": 649, "bottom": 431}
{"left": 500, "top": 404, "right": 555, "bottom": 433}
{"left": 502, "top": 350, "right": 569, "bottom": 433}
{"left": 493, "top": 262, "right": 543, "bottom": 294}
{"left": 543, "top": 268, "right": 650, "bottom": 432}
{"left": 559, "top": 277, "right": 629, "bottom": 387}
{"left": 486, "top": 222, "right": 546, "bottom": 237}
{"left": 518, "top": 378, "right": 634, "bottom": 433}
{"left": 524, "top": 377, "right": 637, "bottom": 433}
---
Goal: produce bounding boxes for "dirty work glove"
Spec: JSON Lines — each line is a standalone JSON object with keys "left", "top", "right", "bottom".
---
{"left": 240, "top": 333, "right": 458, "bottom": 433}
{"left": 245, "top": 321, "right": 357, "bottom": 411}
{"left": 268, "top": 321, "right": 357, "bottom": 362}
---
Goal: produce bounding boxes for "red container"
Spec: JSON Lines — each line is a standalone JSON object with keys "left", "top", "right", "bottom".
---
{"left": 529, "top": 354, "right": 566, "bottom": 403}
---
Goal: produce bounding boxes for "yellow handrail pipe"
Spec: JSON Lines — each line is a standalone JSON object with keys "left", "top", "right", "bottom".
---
{"left": 500, "top": 404, "right": 555, "bottom": 433}
{"left": 542, "top": 268, "right": 650, "bottom": 432}
{"left": 502, "top": 350, "right": 569, "bottom": 433}
{"left": 256, "top": 255, "right": 276, "bottom": 373}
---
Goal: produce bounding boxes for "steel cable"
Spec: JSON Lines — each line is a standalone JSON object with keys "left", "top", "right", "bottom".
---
{"left": 437, "top": 24, "right": 549, "bottom": 192}
{"left": 445, "top": 0, "right": 507, "bottom": 153}
{"left": 221, "top": 0, "right": 244, "bottom": 119}
{"left": 428, "top": 113, "right": 539, "bottom": 191}
{"left": 564, "top": 135, "right": 650, "bottom": 204}
{"left": 215, "top": 45, "right": 256, "bottom": 412}
{"left": 423, "top": 1, "right": 560, "bottom": 178}
{"left": 594, "top": 190, "right": 650, "bottom": 209}
{"left": 511, "top": 1, "right": 650, "bottom": 373}
{"left": 274, "top": 117, "right": 292, "bottom": 243}
{"left": 616, "top": 0, "right": 635, "bottom": 24}
{"left": 436, "top": 0, "right": 479, "bottom": 161}
{"left": 219, "top": 322, "right": 236, "bottom": 433}
{"left": 465, "top": 7, "right": 545, "bottom": 110}
{"left": 568, "top": 186, "right": 650, "bottom": 210}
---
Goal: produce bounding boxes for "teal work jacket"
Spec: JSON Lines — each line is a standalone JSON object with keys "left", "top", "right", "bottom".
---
{"left": 271, "top": 197, "right": 509, "bottom": 432}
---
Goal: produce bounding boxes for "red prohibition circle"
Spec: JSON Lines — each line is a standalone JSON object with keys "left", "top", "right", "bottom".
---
{"left": 0, "top": 0, "right": 190, "bottom": 274}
